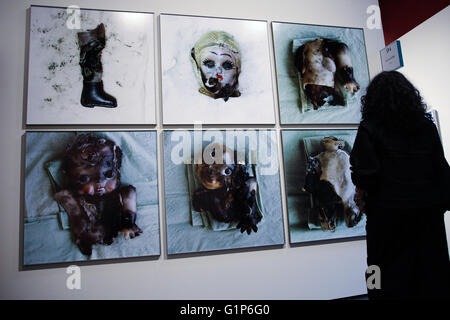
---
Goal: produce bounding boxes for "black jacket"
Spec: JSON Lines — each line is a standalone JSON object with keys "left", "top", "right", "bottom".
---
{"left": 350, "top": 116, "right": 450, "bottom": 210}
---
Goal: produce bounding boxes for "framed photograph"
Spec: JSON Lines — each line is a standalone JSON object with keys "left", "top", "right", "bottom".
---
{"left": 281, "top": 130, "right": 366, "bottom": 244}
{"left": 163, "top": 129, "right": 284, "bottom": 255}
{"left": 272, "top": 22, "right": 370, "bottom": 124}
{"left": 23, "top": 131, "right": 160, "bottom": 267}
{"left": 26, "top": 6, "right": 156, "bottom": 125}
{"left": 160, "top": 14, "right": 275, "bottom": 125}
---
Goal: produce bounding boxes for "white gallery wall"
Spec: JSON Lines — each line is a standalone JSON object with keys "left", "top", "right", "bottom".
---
{"left": 396, "top": 5, "right": 450, "bottom": 250}
{"left": 1, "top": 0, "right": 389, "bottom": 299}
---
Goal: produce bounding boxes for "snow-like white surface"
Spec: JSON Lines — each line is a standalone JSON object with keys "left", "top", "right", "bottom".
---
{"left": 160, "top": 14, "right": 275, "bottom": 124}
{"left": 27, "top": 6, "right": 156, "bottom": 125}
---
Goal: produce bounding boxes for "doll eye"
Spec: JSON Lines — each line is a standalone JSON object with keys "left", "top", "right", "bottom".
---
{"left": 223, "top": 167, "right": 232, "bottom": 176}
{"left": 78, "top": 174, "right": 90, "bottom": 184}
{"left": 203, "top": 60, "right": 215, "bottom": 69}
{"left": 103, "top": 170, "right": 115, "bottom": 179}
{"left": 222, "top": 61, "right": 233, "bottom": 70}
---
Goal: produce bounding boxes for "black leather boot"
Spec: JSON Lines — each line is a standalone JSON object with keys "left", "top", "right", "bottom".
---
{"left": 77, "top": 24, "right": 117, "bottom": 108}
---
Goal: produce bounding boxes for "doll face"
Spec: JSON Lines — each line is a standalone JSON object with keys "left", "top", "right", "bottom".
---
{"left": 321, "top": 136, "right": 344, "bottom": 152}
{"left": 197, "top": 163, "right": 236, "bottom": 190}
{"left": 196, "top": 143, "right": 236, "bottom": 190}
{"left": 65, "top": 135, "right": 121, "bottom": 197}
{"left": 68, "top": 146, "right": 119, "bottom": 196}
{"left": 198, "top": 46, "right": 239, "bottom": 94}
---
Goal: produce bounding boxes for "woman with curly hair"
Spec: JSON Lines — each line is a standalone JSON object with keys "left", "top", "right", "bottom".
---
{"left": 350, "top": 71, "right": 450, "bottom": 299}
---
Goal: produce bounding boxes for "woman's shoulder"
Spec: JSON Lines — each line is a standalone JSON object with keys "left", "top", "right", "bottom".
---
{"left": 358, "top": 120, "right": 377, "bottom": 136}
{"left": 359, "top": 115, "right": 435, "bottom": 133}
{"left": 416, "top": 114, "right": 438, "bottom": 134}
{"left": 423, "top": 113, "right": 437, "bottom": 127}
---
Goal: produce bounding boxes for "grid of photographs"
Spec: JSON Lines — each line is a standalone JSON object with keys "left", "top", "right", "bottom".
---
{"left": 23, "top": 6, "right": 370, "bottom": 268}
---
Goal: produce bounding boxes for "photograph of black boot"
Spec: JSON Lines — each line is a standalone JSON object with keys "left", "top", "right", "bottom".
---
{"left": 26, "top": 6, "right": 156, "bottom": 125}
{"left": 77, "top": 23, "right": 117, "bottom": 108}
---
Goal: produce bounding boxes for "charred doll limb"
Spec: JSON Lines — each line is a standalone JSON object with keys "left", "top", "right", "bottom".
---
{"left": 235, "top": 177, "right": 261, "bottom": 234}
{"left": 54, "top": 190, "right": 103, "bottom": 255}
{"left": 354, "top": 186, "right": 366, "bottom": 213}
{"left": 120, "top": 185, "right": 137, "bottom": 212}
{"left": 192, "top": 189, "right": 207, "bottom": 212}
{"left": 304, "top": 84, "right": 345, "bottom": 110}
{"left": 344, "top": 206, "right": 363, "bottom": 228}
{"left": 119, "top": 185, "right": 142, "bottom": 239}
{"left": 313, "top": 180, "right": 342, "bottom": 232}
{"left": 322, "top": 39, "right": 360, "bottom": 93}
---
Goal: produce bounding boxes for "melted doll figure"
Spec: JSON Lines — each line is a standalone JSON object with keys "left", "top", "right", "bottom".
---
{"left": 191, "top": 31, "right": 241, "bottom": 102}
{"left": 54, "top": 134, "right": 142, "bottom": 256}
{"left": 295, "top": 38, "right": 360, "bottom": 110}
{"left": 303, "top": 137, "right": 362, "bottom": 231}
{"left": 192, "top": 143, "right": 261, "bottom": 234}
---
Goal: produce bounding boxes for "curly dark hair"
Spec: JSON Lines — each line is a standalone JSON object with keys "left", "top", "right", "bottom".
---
{"left": 361, "top": 71, "right": 427, "bottom": 132}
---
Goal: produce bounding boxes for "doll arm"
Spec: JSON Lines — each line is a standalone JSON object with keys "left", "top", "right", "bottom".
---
{"left": 119, "top": 185, "right": 142, "bottom": 239}
{"left": 235, "top": 173, "right": 261, "bottom": 235}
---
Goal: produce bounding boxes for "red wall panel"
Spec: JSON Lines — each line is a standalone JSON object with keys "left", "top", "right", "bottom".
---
{"left": 379, "top": 0, "right": 449, "bottom": 45}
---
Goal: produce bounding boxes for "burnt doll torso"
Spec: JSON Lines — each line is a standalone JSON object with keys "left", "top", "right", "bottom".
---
{"left": 54, "top": 134, "right": 141, "bottom": 256}
{"left": 295, "top": 38, "right": 360, "bottom": 110}
{"left": 303, "top": 137, "right": 362, "bottom": 232}
{"left": 192, "top": 143, "right": 261, "bottom": 234}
